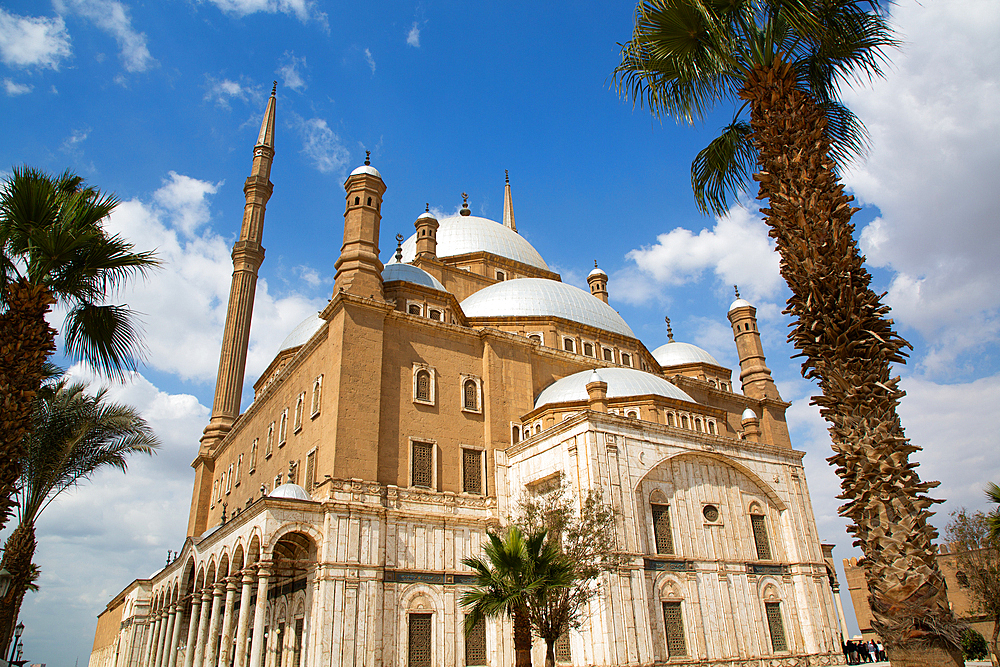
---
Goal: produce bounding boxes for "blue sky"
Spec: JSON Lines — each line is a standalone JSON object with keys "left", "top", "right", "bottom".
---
{"left": 2, "top": 0, "right": 999, "bottom": 664}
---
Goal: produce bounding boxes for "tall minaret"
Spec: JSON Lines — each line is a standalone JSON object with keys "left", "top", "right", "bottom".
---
{"left": 334, "top": 151, "right": 386, "bottom": 299}
{"left": 502, "top": 170, "right": 516, "bottom": 232}
{"left": 727, "top": 285, "right": 779, "bottom": 400}
{"left": 190, "top": 83, "right": 276, "bottom": 536}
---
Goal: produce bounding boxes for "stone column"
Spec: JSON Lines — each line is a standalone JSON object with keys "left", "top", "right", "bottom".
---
{"left": 157, "top": 605, "right": 176, "bottom": 667}
{"left": 217, "top": 578, "right": 239, "bottom": 667}
{"left": 150, "top": 610, "right": 166, "bottom": 667}
{"left": 192, "top": 589, "right": 213, "bottom": 667}
{"left": 833, "top": 587, "right": 850, "bottom": 644}
{"left": 143, "top": 610, "right": 162, "bottom": 667}
{"left": 204, "top": 582, "right": 226, "bottom": 667}
{"left": 234, "top": 572, "right": 255, "bottom": 667}
{"left": 167, "top": 601, "right": 185, "bottom": 667}
{"left": 183, "top": 594, "right": 203, "bottom": 667}
{"left": 248, "top": 565, "right": 271, "bottom": 667}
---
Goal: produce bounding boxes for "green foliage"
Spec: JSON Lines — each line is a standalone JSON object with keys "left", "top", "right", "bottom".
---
{"left": 961, "top": 628, "right": 988, "bottom": 661}
{"left": 987, "top": 482, "right": 1000, "bottom": 540}
{"left": 945, "top": 504, "right": 1000, "bottom": 660}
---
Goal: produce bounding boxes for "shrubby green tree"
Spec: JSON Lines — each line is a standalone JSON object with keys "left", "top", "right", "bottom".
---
{"left": 615, "top": 2, "right": 961, "bottom": 660}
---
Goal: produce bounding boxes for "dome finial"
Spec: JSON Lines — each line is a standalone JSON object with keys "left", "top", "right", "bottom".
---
{"left": 505, "top": 169, "right": 509, "bottom": 184}
{"left": 734, "top": 284, "right": 740, "bottom": 299}
{"left": 460, "top": 192, "right": 471, "bottom": 216}
{"left": 394, "top": 233, "right": 404, "bottom": 263}
{"left": 665, "top": 316, "right": 674, "bottom": 342}
{"left": 425, "top": 203, "right": 430, "bottom": 212}
{"left": 365, "top": 150, "right": 371, "bottom": 166}
{"left": 271, "top": 80, "right": 277, "bottom": 96}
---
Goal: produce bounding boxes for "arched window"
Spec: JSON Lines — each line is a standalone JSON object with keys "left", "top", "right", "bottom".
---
{"left": 354, "top": 196, "right": 360, "bottom": 205}
{"left": 311, "top": 375, "right": 323, "bottom": 417}
{"left": 680, "top": 415, "right": 689, "bottom": 429}
{"left": 367, "top": 196, "right": 372, "bottom": 206}
{"left": 294, "top": 392, "right": 305, "bottom": 432}
{"left": 626, "top": 410, "right": 638, "bottom": 419}
{"left": 408, "top": 304, "right": 422, "bottom": 315}
{"left": 708, "top": 421, "right": 716, "bottom": 435}
{"left": 528, "top": 333, "right": 542, "bottom": 344}
{"left": 511, "top": 425, "right": 520, "bottom": 445}
{"left": 694, "top": 418, "right": 702, "bottom": 432}
{"left": 464, "top": 379, "right": 478, "bottom": 411}
{"left": 416, "top": 370, "right": 431, "bottom": 402}
{"left": 620, "top": 353, "right": 631, "bottom": 367}
{"left": 278, "top": 409, "right": 288, "bottom": 445}
{"left": 583, "top": 342, "right": 594, "bottom": 357}
{"left": 764, "top": 601, "right": 787, "bottom": 652}
{"left": 428, "top": 309, "right": 441, "bottom": 321}
{"left": 249, "top": 438, "right": 258, "bottom": 472}
{"left": 603, "top": 348, "right": 613, "bottom": 361}
{"left": 667, "top": 413, "right": 675, "bottom": 427}
{"left": 563, "top": 338, "right": 575, "bottom": 352}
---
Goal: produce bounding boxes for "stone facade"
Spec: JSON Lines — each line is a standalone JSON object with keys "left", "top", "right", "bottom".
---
{"left": 90, "top": 91, "right": 847, "bottom": 667}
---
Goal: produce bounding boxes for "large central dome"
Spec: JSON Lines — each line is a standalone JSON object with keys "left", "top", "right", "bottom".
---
{"left": 400, "top": 215, "right": 549, "bottom": 270}
{"left": 461, "top": 278, "right": 635, "bottom": 338}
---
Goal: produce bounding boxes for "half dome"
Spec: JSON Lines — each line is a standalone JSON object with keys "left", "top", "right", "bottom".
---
{"left": 382, "top": 263, "right": 446, "bottom": 291}
{"left": 269, "top": 483, "right": 311, "bottom": 500}
{"left": 652, "top": 341, "right": 722, "bottom": 368}
{"left": 277, "top": 314, "right": 325, "bottom": 354}
{"left": 460, "top": 278, "right": 635, "bottom": 338}
{"left": 535, "top": 367, "right": 694, "bottom": 410}
{"left": 400, "top": 215, "right": 549, "bottom": 271}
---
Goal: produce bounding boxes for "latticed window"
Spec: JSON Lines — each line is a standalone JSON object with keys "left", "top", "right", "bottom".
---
{"left": 408, "top": 614, "right": 432, "bottom": 667}
{"left": 409, "top": 304, "right": 422, "bottom": 315}
{"left": 662, "top": 601, "right": 687, "bottom": 657}
{"left": 751, "top": 514, "right": 772, "bottom": 560}
{"left": 463, "top": 380, "right": 478, "bottom": 411}
{"left": 651, "top": 504, "right": 674, "bottom": 555}
{"left": 305, "top": 449, "right": 317, "bottom": 490}
{"left": 416, "top": 370, "right": 431, "bottom": 402}
{"left": 765, "top": 602, "right": 787, "bottom": 652}
{"left": 412, "top": 442, "right": 433, "bottom": 488}
{"left": 465, "top": 616, "right": 486, "bottom": 666}
{"left": 463, "top": 449, "right": 483, "bottom": 495}
{"left": 554, "top": 632, "right": 571, "bottom": 663}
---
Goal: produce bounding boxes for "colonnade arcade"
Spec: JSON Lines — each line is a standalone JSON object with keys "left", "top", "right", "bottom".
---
{"left": 138, "top": 529, "right": 318, "bottom": 667}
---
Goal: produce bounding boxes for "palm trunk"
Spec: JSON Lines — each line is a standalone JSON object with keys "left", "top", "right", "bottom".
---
{"left": 739, "top": 58, "right": 962, "bottom": 664}
{"left": 543, "top": 637, "right": 555, "bottom": 667}
{"left": 0, "top": 280, "right": 56, "bottom": 531}
{"left": 514, "top": 606, "right": 532, "bottom": 667}
{"left": 0, "top": 522, "right": 37, "bottom": 653}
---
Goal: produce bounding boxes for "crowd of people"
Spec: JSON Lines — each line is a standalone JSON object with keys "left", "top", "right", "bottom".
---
{"left": 843, "top": 639, "right": 886, "bottom": 663}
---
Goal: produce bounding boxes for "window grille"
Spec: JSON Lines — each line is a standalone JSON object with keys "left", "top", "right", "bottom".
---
{"left": 250, "top": 439, "right": 258, "bottom": 471}
{"left": 662, "top": 601, "right": 687, "bottom": 657}
{"left": 765, "top": 602, "right": 787, "bottom": 652}
{"left": 408, "top": 614, "right": 432, "bottom": 667}
{"left": 751, "top": 514, "right": 772, "bottom": 560}
{"left": 409, "top": 304, "right": 422, "bottom": 316}
{"left": 294, "top": 393, "right": 305, "bottom": 432}
{"left": 279, "top": 409, "right": 288, "bottom": 445}
{"left": 554, "top": 632, "right": 571, "bottom": 663}
{"left": 465, "top": 616, "right": 486, "bottom": 666}
{"left": 463, "top": 380, "right": 478, "bottom": 411}
{"left": 305, "top": 450, "right": 317, "bottom": 490}
{"left": 416, "top": 370, "right": 431, "bottom": 402}
{"left": 412, "top": 442, "right": 433, "bottom": 488}
{"left": 311, "top": 375, "right": 323, "bottom": 416}
{"left": 651, "top": 504, "right": 674, "bottom": 554}
{"left": 463, "top": 449, "right": 483, "bottom": 495}
{"left": 429, "top": 309, "right": 441, "bottom": 321}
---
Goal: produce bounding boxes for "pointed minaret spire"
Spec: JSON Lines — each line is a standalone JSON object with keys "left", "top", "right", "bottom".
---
{"left": 503, "top": 169, "right": 517, "bottom": 232}
{"left": 665, "top": 316, "right": 674, "bottom": 342}
{"left": 257, "top": 82, "right": 277, "bottom": 148}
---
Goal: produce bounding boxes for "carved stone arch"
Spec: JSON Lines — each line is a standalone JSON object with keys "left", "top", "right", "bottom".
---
{"left": 195, "top": 566, "right": 206, "bottom": 591}
{"left": 264, "top": 522, "right": 323, "bottom": 558}
{"left": 648, "top": 488, "right": 668, "bottom": 504}
{"left": 640, "top": 451, "right": 787, "bottom": 512}
{"left": 293, "top": 593, "right": 306, "bottom": 618}
{"left": 653, "top": 573, "right": 685, "bottom": 601}
{"left": 218, "top": 553, "right": 231, "bottom": 580}
{"left": 757, "top": 577, "right": 784, "bottom": 602}
{"left": 182, "top": 557, "right": 197, "bottom": 594}
{"left": 206, "top": 560, "right": 217, "bottom": 585}
{"left": 274, "top": 600, "right": 287, "bottom": 624}
{"left": 399, "top": 583, "right": 444, "bottom": 613}
{"left": 748, "top": 500, "right": 764, "bottom": 515}
{"left": 231, "top": 543, "right": 246, "bottom": 574}
{"left": 247, "top": 533, "right": 262, "bottom": 565}
{"left": 398, "top": 584, "right": 443, "bottom": 667}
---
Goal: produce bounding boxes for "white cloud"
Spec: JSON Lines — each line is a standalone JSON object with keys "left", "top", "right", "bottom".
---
{"left": 0, "top": 9, "right": 71, "bottom": 69}
{"left": 200, "top": 0, "right": 324, "bottom": 25}
{"left": 364, "top": 47, "right": 375, "bottom": 74}
{"left": 290, "top": 113, "right": 351, "bottom": 176}
{"left": 277, "top": 50, "right": 307, "bottom": 91}
{"left": 621, "top": 201, "right": 782, "bottom": 307}
{"left": 54, "top": 0, "right": 154, "bottom": 72}
{"left": 204, "top": 74, "right": 260, "bottom": 109}
{"left": 406, "top": 22, "right": 420, "bottom": 48}
{"left": 3, "top": 78, "right": 32, "bottom": 95}
{"left": 841, "top": 0, "right": 1000, "bottom": 373}
{"left": 153, "top": 171, "right": 221, "bottom": 237}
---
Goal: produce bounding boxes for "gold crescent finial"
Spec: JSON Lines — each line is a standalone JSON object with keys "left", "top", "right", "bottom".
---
{"left": 734, "top": 285, "right": 740, "bottom": 299}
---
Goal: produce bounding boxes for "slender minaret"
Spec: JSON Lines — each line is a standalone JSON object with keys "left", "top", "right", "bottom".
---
{"left": 588, "top": 261, "right": 609, "bottom": 303}
{"left": 334, "top": 151, "right": 386, "bottom": 298}
{"left": 502, "top": 170, "right": 516, "bottom": 232}
{"left": 727, "top": 285, "right": 779, "bottom": 400}
{"left": 414, "top": 204, "right": 439, "bottom": 259}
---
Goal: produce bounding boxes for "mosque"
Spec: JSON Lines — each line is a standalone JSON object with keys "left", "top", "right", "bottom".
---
{"left": 89, "top": 88, "right": 851, "bottom": 667}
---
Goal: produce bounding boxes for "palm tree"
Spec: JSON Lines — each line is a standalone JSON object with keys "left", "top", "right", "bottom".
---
{"left": 0, "top": 166, "right": 157, "bottom": 534}
{"left": 987, "top": 482, "right": 1000, "bottom": 540}
{"left": 461, "top": 527, "right": 572, "bottom": 667}
{"left": 0, "top": 379, "right": 159, "bottom": 648}
{"left": 615, "top": 1, "right": 962, "bottom": 662}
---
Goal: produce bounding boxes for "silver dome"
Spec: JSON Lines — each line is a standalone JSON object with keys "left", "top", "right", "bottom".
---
{"left": 588, "top": 266, "right": 608, "bottom": 278}
{"left": 652, "top": 341, "right": 722, "bottom": 368}
{"left": 461, "top": 278, "right": 635, "bottom": 338}
{"left": 535, "top": 367, "right": 694, "bottom": 410}
{"left": 269, "top": 483, "right": 311, "bottom": 500}
{"left": 741, "top": 407, "right": 758, "bottom": 422}
{"left": 729, "top": 297, "right": 753, "bottom": 312}
{"left": 278, "top": 314, "right": 325, "bottom": 354}
{"left": 349, "top": 164, "right": 382, "bottom": 179}
{"left": 382, "top": 263, "right": 446, "bottom": 291}
{"left": 400, "top": 215, "right": 549, "bottom": 271}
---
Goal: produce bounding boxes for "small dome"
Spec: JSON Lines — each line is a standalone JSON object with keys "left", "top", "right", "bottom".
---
{"left": 269, "top": 483, "right": 311, "bottom": 500}
{"left": 401, "top": 215, "right": 549, "bottom": 271}
{"left": 382, "top": 263, "right": 447, "bottom": 291}
{"left": 535, "top": 367, "right": 694, "bottom": 410}
{"left": 278, "top": 314, "right": 325, "bottom": 354}
{"left": 729, "top": 297, "right": 753, "bottom": 312}
{"left": 741, "top": 407, "right": 758, "bottom": 422}
{"left": 417, "top": 210, "right": 437, "bottom": 221}
{"left": 349, "top": 164, "right": 382, "bottom": 179}
{"left": 461, "top": 278, "right": 635, "bottom": 338}
{"left": 652, "top": 341, "right": 722, "bottom": 368}
{"left": 587, "top": 369, "right": 605, "bottom": 385}
{"left": 588, "top": 266, "right": 608, "bottom": 279}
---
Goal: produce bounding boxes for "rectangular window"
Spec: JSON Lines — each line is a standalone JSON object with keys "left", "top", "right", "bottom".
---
{"left": 305, "top": 449, "right": 317, "bottom": 490}
{"left": 495, "top": 271, "right": 506, "bottom": 281}
{"left": 621, "top": 352, "right": 631, "bottom": 367}
{"left": 462, "top": 376, "right": 481, "bottom": 412}
{"left": 294, "top": 392, "right": 305, "bottom": 432}
{"left": 751, "top": 514, "right": 772, "bottom": 560}
{"left": 413, "top": 365, "right": 435, "bottom": 405}
{"left": 278, "top": 409, "right": 288, "bottom": 446}
{"left": 651, "top": 504, "right": 675, "bottom": 555}
{"left": 235, "top": 454, "right": 243, "bottom": 486}
{"left": 463, "top": 449, "right": 483, "bottom": 495}
{"left": 311, "top": 375, "right": 323, "bottom": 417}
{"left": 250, "top": 439, "right": 258, "bottom": 472}
{"left": 408, "top": 613, "right": 432, "bottom": 667}
{"left": 603, "top": 347, "right": 613, "bottom": 362}
{"left": 465, "top": 616, "right": 486, "bottom": 667}
{"left": 412, "top": 442, "right": 433, "bottom": 489}
{"left": 563, "top": 338, "right": 575, "bottom": 352}
{"left": 583, "top": 342, "right": 594, "bottom": 357}
{"left": 266, "top": 423, "right": 275, "bottom": 458}
{"left": 662, "top": 601, "right": 687, "bottom": 657}
{"left": 765, "top": 602, "right": 787, "bottom": 652}
{"left": 554, "top": 632, "right": 571, "bottom": 664}
{"left": 226, "top": 465, "right": 233, "bottom": 493}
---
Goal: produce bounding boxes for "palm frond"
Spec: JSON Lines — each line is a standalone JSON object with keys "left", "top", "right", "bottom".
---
{"left": 63, "top": 303, "right": 147, "bottom": 382}
{"left": 691, "top": 119, "right": 756, "bottom": 215}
